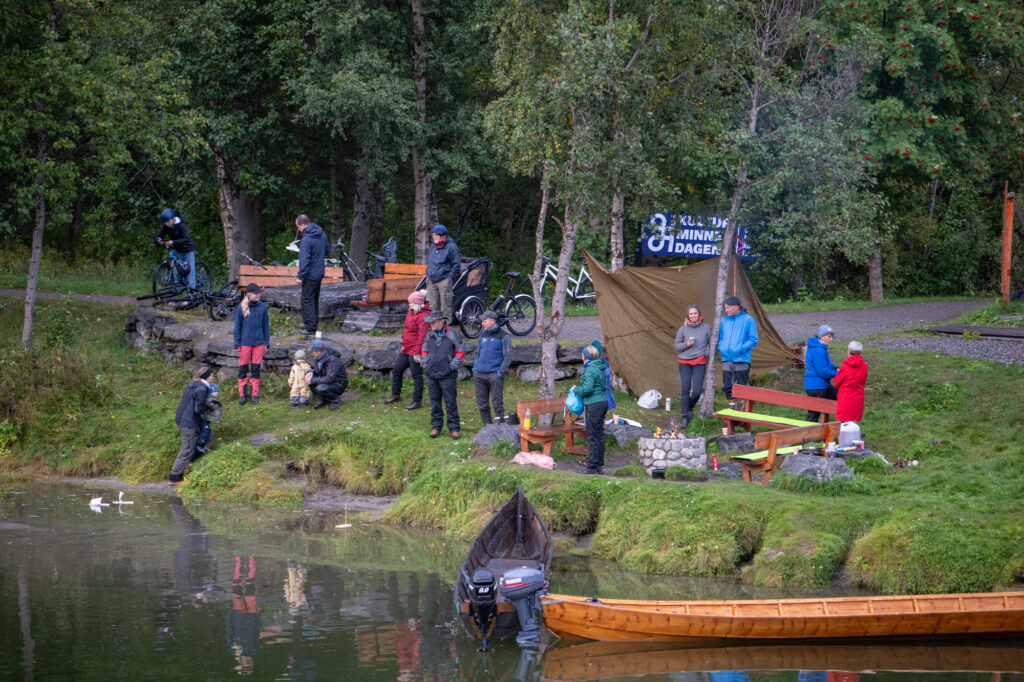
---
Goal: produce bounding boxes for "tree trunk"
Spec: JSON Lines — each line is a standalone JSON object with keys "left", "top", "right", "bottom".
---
{"left": 23, "top": 128, "right": 47, "bottom": 348}
{"left": 216, "top": 155, "right": 260, "bottom": 281}
{"left": 410, "top": 0, "right": 433, "bottom": 264}
{"left": 868, "top": 237, "right": 884, "bottom": 301}
{"left": 329, "top": 152, "right": 343, "bottom": 246}
{"left": 350, "top": 147, "right": 373, "bottom": 271}
{"left": 610, "top": 190, "right": 625, "bottom": 271}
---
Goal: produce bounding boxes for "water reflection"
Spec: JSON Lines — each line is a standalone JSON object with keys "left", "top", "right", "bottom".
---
{"left": 0, "top": 481, "right": 1021, "bottom": 681}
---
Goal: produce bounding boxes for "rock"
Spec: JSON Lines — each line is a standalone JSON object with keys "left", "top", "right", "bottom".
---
{"left": 341, "top": 310, "right": 406, "bottom": 333}
{"left": 472, "top": 422, "right": 520, "bottom": 448}
{"left": 556, "top": 344, "right": 586, "bottom": 362}
{"left": 713, "top": 432, "right": 755, "bottom": 454}
{"left": 260, "top": 281, "right": 368, "bottom": 318}
{"left": 457, "top": 366, "right": 473, "bottom": 381}
{"left": 777, "top": 454, "right": 854, "bottom": 482}
{"left": 515, "top": 364, "right": 575, "bottom": 382}
{"left": 206, "top": 338, "right": 240, "bottom": 358}
{"left": 355, "top": 341, "right": 401, "bottom": 370}
{"left": 161, "top": 324, "right": 195, "bottom": 343}
{"left": 461, "top": 341, "right": 477, "bottom": 365}
{"left": 250, "top": 432, "right": 283, "bottom": 446}
{"left": 510, "top": 345, "right": 543, "bottom": 364}
{"left": 605, "top": 423, "right": 652, "bottom": 447}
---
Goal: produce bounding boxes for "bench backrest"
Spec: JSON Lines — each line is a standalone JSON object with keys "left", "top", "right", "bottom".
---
{"left": 238, "top": 264, "right": 347, "bottom": 288}
{"left": 754, "top": 421, "right": 839, "bottom": 450}
{"left": 733, "top": 384, "right": 836, "bottom": 416}
{"left": 517, "top": 397, "right": 568, "bottom": 422}
{"left": 383, "top": 263, "right": 427, "bottom": 278}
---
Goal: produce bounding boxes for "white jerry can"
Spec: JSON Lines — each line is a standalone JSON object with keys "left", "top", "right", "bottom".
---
{"left": 838, "top": 421, "right": 861, "bottom": 449}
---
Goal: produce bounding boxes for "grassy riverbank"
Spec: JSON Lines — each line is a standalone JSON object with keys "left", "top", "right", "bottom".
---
{"left": 1, "top": 294, "right": 1022, "bottom": 595}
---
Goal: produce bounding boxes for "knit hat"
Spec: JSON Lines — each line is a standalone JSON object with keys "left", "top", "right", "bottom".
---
{"left": 723, "top": 296, "right": 741, "bottom": 307}
{"left": 245, "top": 282, "right": 261, "bottom": 294}
{"left": 818, "top": 324, "right": 835, "bottom": 338}
{"left": 310, "top": 339, "right": 325, "bottom": 350}
{"left": 590, "top": 340, "right": 604, "bottom": 357}
{"left": 408, "top": 290, "right": 426, "bottom": 306}
{"left": 294, "top": 349, "right": 306, "bottom": 359}
{"left": 431, "top": 224, "right": 448, "bottom": 235}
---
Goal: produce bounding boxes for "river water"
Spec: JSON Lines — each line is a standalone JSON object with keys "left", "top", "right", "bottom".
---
{"left": 1, "top": 482, "right": 1021, "bottom": 681}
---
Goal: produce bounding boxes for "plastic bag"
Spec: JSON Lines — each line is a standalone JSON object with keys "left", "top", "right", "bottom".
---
{"left": 564, "top": 386, "right": 583, "bottom": 416}
{"left": 636, "top": 389, "right": 662, "bottom": 409}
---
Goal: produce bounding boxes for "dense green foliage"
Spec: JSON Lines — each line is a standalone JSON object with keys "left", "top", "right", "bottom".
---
{"left": 2, "top": 0, "right": 1021, "bottom": 305}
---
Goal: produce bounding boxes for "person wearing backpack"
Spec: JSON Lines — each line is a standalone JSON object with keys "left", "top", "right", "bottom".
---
{"left": 577, "top": 345, "right": 609, "bottom": 475}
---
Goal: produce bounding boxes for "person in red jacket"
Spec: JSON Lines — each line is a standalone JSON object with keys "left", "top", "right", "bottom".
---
{"left": 834, "top": 340, "right": 868, "bottom": 422}
{"left": 385, "top": 290, "right": 430, "bottom": 410}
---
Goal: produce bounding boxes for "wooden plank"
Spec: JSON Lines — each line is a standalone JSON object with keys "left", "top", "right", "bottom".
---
{"left": 238, "top": 275, "right": 301, "bottom": 288}
{"left": 240, "top": 264, "right": 295, "bottom": 276}
{"left": 732, "top": 384, "right": 837, "bottom": 413}
{"left": 384, "top": 263, "right": 427, "bottom": 276}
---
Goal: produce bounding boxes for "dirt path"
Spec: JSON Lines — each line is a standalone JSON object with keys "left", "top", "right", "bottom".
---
{"left": 0, "top": 288, "right": 136, "bottom": 305}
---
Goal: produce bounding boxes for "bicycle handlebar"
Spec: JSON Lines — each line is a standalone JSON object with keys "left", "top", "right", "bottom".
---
{"left": 235, "top": 250, "right": 267, "bottom": 270}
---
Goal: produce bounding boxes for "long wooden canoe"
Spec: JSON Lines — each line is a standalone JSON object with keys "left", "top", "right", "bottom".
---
{"left": 541, "top": 592, "right": 1024, "bottom": 641}
{"left": 456, "top": 487, "right": 552, "bottom": 644}
{"left": 540, "top": 640, "right": 1024, "bottom": 680}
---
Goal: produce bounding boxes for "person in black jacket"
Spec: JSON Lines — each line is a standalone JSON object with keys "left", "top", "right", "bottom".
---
{"left": 306, "top": 339, "right": 348, "bottom": 410}
{"left": 421, "top": 311, "right": 464, "bottom": 438}
{"left": 425, "top": 225, "right": 461, "bottom": 322}
{"left": 156, "top": 208, "right": 198, "bottom": 290}
{"left": 294, "top": 214, "right": 329, "bottom": 336}
{"left": 169, "top": 366, "right": 216, "bottom": 484}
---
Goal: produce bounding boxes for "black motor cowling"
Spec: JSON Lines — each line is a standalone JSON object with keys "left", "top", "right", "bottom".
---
{"left": 467, "top": 568, "right": 497, "bottom": 650}
{"left": 499, "top": 566, "right": 548, "bottom": 647}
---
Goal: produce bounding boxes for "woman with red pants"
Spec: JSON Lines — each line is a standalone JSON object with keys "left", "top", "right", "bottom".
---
{"left": 234, "top": 283, "right": 271, "bottom": 404}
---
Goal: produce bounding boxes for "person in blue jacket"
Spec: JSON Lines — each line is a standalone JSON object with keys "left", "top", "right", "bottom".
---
{"left": 234, "top": 283, "right": 272, "bottom": 405}
{"left": 803, "top": 324, "right": 838, "bottom": 422}
{"left": 425, "top": 224, "right": 461, "bottom": 322}
{"left": 294, "top": 214, "right": 329, "bottom": 336}
{"left": 718, "top": 295, "right": 759, "bottom": 406}
{"left": 473, "top": 310, "right": 512, "bottom": 424}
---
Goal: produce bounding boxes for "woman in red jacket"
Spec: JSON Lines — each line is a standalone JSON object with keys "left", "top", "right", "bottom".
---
{"left": 385, "top": 290, "right": 430, "bottom": 410}
{"left": 834, "top": 340, "right": 868, "bottom": 422}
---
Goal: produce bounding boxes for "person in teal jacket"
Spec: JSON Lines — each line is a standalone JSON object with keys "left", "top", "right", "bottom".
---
{"left": 718, "top": 295, "right": 758, "bottom": 405}
{"left": 576, "top": 345, "right": 609, "bottom": 475}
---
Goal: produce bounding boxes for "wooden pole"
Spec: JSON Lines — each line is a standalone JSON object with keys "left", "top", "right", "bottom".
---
{"left": 1001, "top": 182, "right": 1014, "bottom": 305}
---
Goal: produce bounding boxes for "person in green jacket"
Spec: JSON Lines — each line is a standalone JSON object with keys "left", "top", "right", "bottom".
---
{"left": 576, "top": 344, "right": 609, "bottom": 475}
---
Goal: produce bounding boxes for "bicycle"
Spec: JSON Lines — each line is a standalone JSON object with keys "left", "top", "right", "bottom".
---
{"left": 539, "top": 256, "right": 594, "bottom": 307}
{"left": 137, "top": 278, "right": 243, "bottom": 320}
{"left": 333, "top": 237, "right": 395, "bottom": 282}
{"left": 458, "top": 270, "right": 537, "bottom": 339}
{"left": 152, "top": 246, "right": 212, "bottom": 297}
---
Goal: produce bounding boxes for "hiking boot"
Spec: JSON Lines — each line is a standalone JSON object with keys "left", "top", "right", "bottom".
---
{"left": 429, "top": 428, "right": 440, "bottom": 438}
{"left": 680, "top": 415, "right": 690, "bottom": 429}
{"left": 384, "top": 395, "right": 401, "bottom": 404}
{"left": 239, "top": 387, "right": 248, "bottom": 406}
{"left": 328, "top": 399, "right": 342, "bottom": 410}
{"left": 450, "top": 430, "right": 460, "bottom": 439}
{"left": 300, "top": 398, "right": 310, "bottom": 407}
{"left": 290, "top": 398, "right": 300, "bottom": 408}
{"left": 250, "top": 395, "right": 259, "bottom": 405}
{"left": 581, "top": 467, "right": 604, "bottom": 475}
{"left": 313, "top": 400, "right": 327, "bottom": 410}
{"left": 405, "top": 401, "right": 422, "bottom": 410}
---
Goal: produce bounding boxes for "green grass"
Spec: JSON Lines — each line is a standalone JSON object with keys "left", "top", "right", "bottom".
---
{"left": 0, "top": 248, "right": 160, "bottom": 296}
{"left": 760, "top": 296, "right": 982, "bottom": 314}
{"left": 951, "top": 299, "right": 1024, "bottom": 327}
{"left": 1, "top": 292, "right": 1023, "bottom": 595}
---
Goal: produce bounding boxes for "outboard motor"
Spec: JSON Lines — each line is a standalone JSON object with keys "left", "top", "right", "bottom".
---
{"left": 499, "top": 566, "right": 548, "bottom": 647}
{"left": 467, "top": 568, "right": 498, "bottom": 651}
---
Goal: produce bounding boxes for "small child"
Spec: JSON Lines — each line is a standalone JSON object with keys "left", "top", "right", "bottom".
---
{"left": 288, "top": 350, "right": 312, "bottom": 408}
{"left": 194, "top": 383, "right": 221, "bottom": 462}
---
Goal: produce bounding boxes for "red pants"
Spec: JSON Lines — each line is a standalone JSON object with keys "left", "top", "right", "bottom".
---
{"left": 238, "top": 345, "right": 265, "bottom": 396}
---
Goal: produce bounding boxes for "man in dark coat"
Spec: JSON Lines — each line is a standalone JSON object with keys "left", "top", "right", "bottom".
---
{"left": 307, "top": 339, "right": 348, "bottom": 410}
{"left": 425, "top": 224, "right": 461, "bottom": 322}
{"left": 421, "top": 310, "right": 464, "bottom": 438}
{"left": 156, "top": 207, "right": 198, "bottom": 290}
{"left": 169, "top": 366, "right": 216, "bottom": 484}
{"left": 295, "top": 214, "right": 329, "bottom": 336}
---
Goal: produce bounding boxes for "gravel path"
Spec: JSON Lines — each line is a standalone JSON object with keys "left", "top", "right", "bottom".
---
{"left": 0, "top": 288, "right": 137, "bottom": 305}
{"left": 869, "top": 335, "right": 1024, "bottom": 367}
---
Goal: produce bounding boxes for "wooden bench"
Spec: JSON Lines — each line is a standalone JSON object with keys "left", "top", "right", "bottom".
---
{"left": 517, "top": 397, "right": 588, "bottom": 456}
{"left": 352, "top": 263, "right": 428, "bottom": 306}
{"left": 238, "top": 264, "right": 348, "bottom": 289}
{"left": 730, "top": 421, "right": 840, "bottom": 484}
{"left": 714, "top": 384, "right": 837, "bottom": 435}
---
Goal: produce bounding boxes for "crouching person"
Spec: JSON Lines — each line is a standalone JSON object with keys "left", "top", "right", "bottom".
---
{"left": 307, "top": 339, "right": 348, "bottom": 410}
{"left": 169, "top": 366, "right": 216, "bottom": 485}
{"left": 422, "top": 310, "right": 464, "bottom": 439}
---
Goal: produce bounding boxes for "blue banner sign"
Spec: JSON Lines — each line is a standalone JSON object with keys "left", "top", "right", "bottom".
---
{"left": 641, "top": 213, "right": 754, "bottom": 259}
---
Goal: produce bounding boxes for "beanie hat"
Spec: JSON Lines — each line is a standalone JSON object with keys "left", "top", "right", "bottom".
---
{"left": 723, "top": 296, "right": 741, "bottom": 307}
{"left": 818, "top": 324, "right": 835, "bottom": 338}
{"left": 590, "top": 340, "right": 604, "bottom": 357}
{"left": 294, "top": 349, "right": 306, "bottom": 359}
{"left": 310, "top": 339, "right": 325, "bottom": 350}
{"left": 408, "top": 290, "right": 426, "bottom": 306}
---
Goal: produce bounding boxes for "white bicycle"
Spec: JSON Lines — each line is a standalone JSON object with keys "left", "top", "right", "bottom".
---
{"left": 539, "top": 256, "right": 595, "bottom": 307}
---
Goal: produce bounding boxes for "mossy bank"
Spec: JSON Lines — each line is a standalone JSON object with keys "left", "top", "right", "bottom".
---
{"left": 1, "top": 295, "right": 1023, "bottom": 595}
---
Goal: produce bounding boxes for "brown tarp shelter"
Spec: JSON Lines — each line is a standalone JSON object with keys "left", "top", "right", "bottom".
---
{"left": 585, "top": 252, "right": 798, "bottom": 398}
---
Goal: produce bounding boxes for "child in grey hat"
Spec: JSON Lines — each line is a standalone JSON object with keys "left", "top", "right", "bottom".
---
{"left": 288, "top": 349, "right": 312, "bottom": 408}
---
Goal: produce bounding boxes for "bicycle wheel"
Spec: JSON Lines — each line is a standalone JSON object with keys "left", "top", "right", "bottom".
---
{"left": 208, "top": 283, "right": 242, "bottom": 320}
{"left": 458, "top": 296, "right": 486, "bottom": 339}
{"left": 195, "top": 261, "right": 213, "bottom": 293}
{"left": 574, "top": 276, "right": 596, "bottom": 307}
{"left": 153, "top": 262, "right": 173, "bottom": 294}
{"left": 504, "top": 294, "right": 537, "bottom": 336}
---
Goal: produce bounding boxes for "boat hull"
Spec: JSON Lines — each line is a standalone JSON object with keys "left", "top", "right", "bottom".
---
{"left": 541, "top": 592, "right": 1024, "bottom": 641}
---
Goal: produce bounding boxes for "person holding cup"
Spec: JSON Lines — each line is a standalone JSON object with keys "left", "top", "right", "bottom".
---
{"left": 673, "top": 304, "right": 711, "bottom": 429}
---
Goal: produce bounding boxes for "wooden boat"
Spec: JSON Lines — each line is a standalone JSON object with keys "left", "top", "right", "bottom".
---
{"left": 456, "top": 487, "right": 552, "bottom": 649}
{"left": 541, "top": 591, "right": 1024, "bottom": 641}
{"left": 540, "top": 639, "right": 1024, "bottom": 680}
